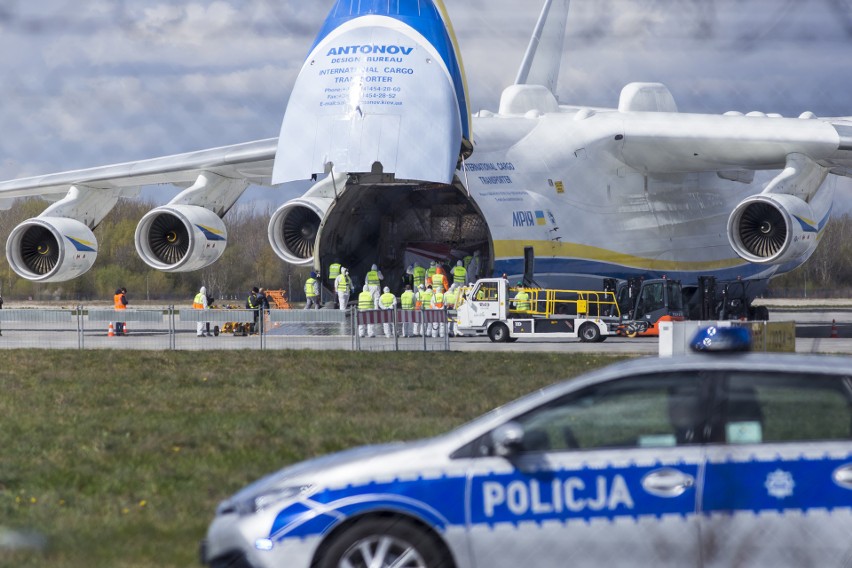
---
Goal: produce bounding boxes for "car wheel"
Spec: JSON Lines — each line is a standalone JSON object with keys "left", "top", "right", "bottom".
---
{"left": 579, "top": 322, "right": 600, "bottom": 343}
{"left": 317, "top": 517, "right": 447, "bottom": 568}
{"left": 488, "top": 322, "right": 510, "bottom": 342}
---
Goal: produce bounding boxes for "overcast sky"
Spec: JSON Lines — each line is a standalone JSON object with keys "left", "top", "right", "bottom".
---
{"left": 1, "top": 0, "right": 851, "bottom": 209}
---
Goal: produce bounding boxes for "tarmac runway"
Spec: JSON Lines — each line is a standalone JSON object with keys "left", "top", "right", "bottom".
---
{"left": 1, "top": 307, "right": 851, "bottom": 356}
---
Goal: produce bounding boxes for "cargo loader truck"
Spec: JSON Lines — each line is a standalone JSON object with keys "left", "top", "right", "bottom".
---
{"left": 454, "top": 278, "right": 621, "bottom": 343}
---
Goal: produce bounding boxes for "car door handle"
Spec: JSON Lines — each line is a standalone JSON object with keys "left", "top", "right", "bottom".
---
{"left": 833, "top": 464, "right": 852, "bottom": 490}
{"left": 642, "top": 468, "right": 695, "bottom": 498}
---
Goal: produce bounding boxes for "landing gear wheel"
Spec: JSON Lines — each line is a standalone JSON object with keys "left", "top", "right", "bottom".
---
{"left": 488, "top": 322, "right": 510, "bottom": 343}
{"left": 626, "top": 324, "right": 638, "bottom": 338}
{"left": 579, "top": 322, "right": 601, "bottom": 343}
{"left": 213, "top": 325, "right": 220, "bottom": 337}
{"left": 317, "top": 517, "right": 446, "bottom": 568}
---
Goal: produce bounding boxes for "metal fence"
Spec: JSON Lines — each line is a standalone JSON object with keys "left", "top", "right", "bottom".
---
{"left": 0, "top": 307, "right": 450, "bottom": 351}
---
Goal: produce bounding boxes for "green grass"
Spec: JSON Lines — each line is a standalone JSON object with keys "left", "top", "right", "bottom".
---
{"left": 0, "top": 350, "right": 629, "bottom": 567}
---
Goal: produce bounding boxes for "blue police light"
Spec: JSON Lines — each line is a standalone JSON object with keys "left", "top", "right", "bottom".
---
{"left": 690, "top": 326, "right": 752, "bottom": 353}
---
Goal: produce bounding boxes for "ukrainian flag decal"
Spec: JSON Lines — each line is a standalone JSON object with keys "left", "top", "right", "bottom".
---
{"left": 195, "top": 225, "right": 226, "bottom": 241}
{"left": 535, "top": 211, "right": 547, "bottom": 226}
{"left": 64, "top": 235, "right": 96, "bottom": 252}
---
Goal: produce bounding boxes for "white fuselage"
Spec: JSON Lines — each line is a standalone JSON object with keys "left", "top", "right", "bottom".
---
{"left": 462, "top": 106, "right": 834, "bottom": 290}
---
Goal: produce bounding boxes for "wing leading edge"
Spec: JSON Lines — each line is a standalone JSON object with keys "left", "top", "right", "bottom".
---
{"left": 0, "top": 138, "right": 278, "bottom": 200}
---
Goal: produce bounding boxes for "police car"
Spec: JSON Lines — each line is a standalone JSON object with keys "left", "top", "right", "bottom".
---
{"left": 202, "top": 329, "right": 852, "bottom": 567}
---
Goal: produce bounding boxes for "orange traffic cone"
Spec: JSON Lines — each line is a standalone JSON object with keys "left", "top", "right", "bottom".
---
{"left": 108, "top": 323, "right": 115, "bottom": 337}
{"left": 122, "top": 322, "right": 128, "bottom": 336}
{"left": 831, "top": 319, "right": 839, "bottom": 339}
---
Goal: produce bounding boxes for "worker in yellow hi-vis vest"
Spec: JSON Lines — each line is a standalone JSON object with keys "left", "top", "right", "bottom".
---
{"left": 451, "top": 260, "right": 467, "bottom": 287}
{"left": 430, "top": 287, "right": 445, "bottom": 338}
{"left": 400, "top": 284, "right": 415, "bottom": 337}
{"left": 364, "top": 263, "right": 383, "bottom": 307}
{"left": 379, "top": 286, "right": 397, "bottom": 337}
{"left": 357, "top": 285, "right": 376, "bottom": 338}
{"left": 512, "top": 282, "right": 531, "bottom": 312}
{"left": 304, "top": 271, "right": 320, "bottom": 309}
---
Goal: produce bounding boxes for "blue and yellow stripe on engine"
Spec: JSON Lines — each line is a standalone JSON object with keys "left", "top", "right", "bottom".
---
{"left": 195, "top": 224, "right": 226, "bottom": 241}
{"left": 64, "top": 235, "right": 96, "bottom": 252}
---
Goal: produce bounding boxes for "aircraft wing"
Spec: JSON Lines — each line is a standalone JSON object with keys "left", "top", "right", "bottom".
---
{"left": 616, "top": 112, "right": 852, "bottom": 176}
{"left": 0, "top": 138, "right": 278, "bottom": 200}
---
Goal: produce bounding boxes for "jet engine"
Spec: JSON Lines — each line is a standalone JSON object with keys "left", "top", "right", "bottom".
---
{"left": 6, "top": 217, "right": 98, "bottom": 282}
{"left": 267, "top": 196, "right": 333, "bottom": 266}
{"left": 135, "top": 205, "right": 227, "bottom": 271}
{"left": 727, "top": 193, "right": 819, "bottom": 265}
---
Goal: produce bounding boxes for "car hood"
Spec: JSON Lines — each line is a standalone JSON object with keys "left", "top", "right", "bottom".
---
{"left": 224, "top": 438, "right": 443, "bottom": 509}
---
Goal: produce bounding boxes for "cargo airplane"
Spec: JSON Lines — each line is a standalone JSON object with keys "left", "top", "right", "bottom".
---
{"left": 1, "top": 0, "right": 851, "bottom": 317}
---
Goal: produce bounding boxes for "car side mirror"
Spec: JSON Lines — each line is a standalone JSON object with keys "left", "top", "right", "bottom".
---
{"left": 491, "top": 422, "right": 525, "bottom": 457}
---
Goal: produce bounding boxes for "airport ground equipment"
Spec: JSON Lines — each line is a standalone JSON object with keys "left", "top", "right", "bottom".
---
{"left": 613, "top": 277, "right": 686, "bottom": 338}
{"left": 455, "top": 278, "right": 620, "bottom": 343}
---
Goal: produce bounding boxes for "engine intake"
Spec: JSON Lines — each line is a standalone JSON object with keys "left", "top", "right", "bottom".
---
{"left": 267, "top": 196, "right": 332, "bottom": 266}
{"left": 6, "top": 217, "right": 98, "bottom": 282}
{"left": 727, "top": 194, "right": 819, "bottom": 265}
{"left": 135, "top": 205, "right": 227, "bottom": 271}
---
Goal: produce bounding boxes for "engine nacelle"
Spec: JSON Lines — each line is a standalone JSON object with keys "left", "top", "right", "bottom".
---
{"left": 267, "top": 196, "right": 333, "bottom": 266}
{"left": 135, "top": 205, "right": 227, "bottom": 271}
{"left": 727, "top": 193, "right": 819, "bottom": 265}
{"left": 6, "top": 216, "right": 98, "bottom": 282}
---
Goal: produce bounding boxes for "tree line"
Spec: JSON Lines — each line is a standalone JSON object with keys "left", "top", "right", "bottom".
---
{"left": 0, "top": 198, "right": 850, "bottom": 303}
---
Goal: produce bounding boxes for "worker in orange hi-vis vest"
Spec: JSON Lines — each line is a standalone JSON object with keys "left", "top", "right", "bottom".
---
{"left": 431, "top": 266, "right": 448, "bottom": 293}
{"left": 114, "top": 287, "right": 128, "bottom": 335}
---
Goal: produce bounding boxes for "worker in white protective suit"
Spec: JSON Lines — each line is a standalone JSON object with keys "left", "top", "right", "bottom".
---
{"left": 378, "top": 286, "right": 397, "bottom": 337}
{"left": 334, "top": 267, "right": 353, "bottom": 311}
{"left": 364, "top": 263, "right": 383, "bottom": 307}
{"left": 193, "top": 286, "right": 209, "bottom": 336}
{"left": 357, "top": 284, "right": 376, "bottom": 338}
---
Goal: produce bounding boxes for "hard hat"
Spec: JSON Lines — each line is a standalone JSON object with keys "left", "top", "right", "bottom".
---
{"left": 343, "top": 268, "right": 348, "bottom": 275}
{"left": 419, "top": 284, "right": 425, "bottom": 290}
{"left": 200, "top": 286, "right": 206, "bottom": 294}
{"left": 516, "top": 281, "right": 523, "bottom": 286}
{"left": 310, "top": 271, "right": 316, "bottom": 278}
{"left": 383, "top": 286, "right": 390, "bottom": 293}
{"left": 371, "top": 264, "right": 378, "bottom": 270}
{"left": 457, "top": 260, "right": 462, "bottom": 266}
{"left": 363, "top": 284, "right": 369, "bottom": 292}
{"left": 430, "top": 260, "right": 436, "bottom": 266}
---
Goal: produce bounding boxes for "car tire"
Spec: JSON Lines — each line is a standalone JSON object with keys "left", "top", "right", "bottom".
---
{"left": 316, "top": 517, "right": 448, "bottom": 568}
{"left": 488, "top": 322, "right": 510, "bottom": 343}
{"left": 579, "top": 322, "right": 600, "bottom": 343}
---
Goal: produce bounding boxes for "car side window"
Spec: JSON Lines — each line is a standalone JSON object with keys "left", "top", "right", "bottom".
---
{"left": 713, "top": 372, "right": 852, "bottom": 444}
{"left": 513, "top": 373, "right": 706, "bottom": 452}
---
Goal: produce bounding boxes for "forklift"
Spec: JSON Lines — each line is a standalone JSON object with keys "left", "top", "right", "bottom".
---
{"left": 609, "top": 276, "right": 686, "bottom": 337}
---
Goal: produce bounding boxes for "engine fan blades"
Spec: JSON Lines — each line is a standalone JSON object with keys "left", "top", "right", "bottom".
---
{"left": 21, "top": 225, "right": 59, "bottom": 274}
{"left": 738, "top": 202, "right": 787, "bottom": 258}
{"left": 148, "top": 213, "right": 190, "bottom": 264}
{"left": 282, "top": 208, "right": 320, "bottom": 259}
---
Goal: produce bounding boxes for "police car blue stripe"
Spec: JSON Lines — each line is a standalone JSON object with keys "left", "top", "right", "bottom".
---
{"left": 703, "top": 456, "right": 852, "bottom": 513}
